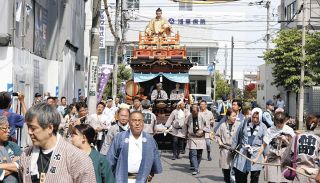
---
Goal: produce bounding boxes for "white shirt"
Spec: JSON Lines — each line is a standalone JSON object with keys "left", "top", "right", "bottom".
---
{"left": 128, "top": 131, "right": 143, "bottom": 176}
{"left": 88, "top": 113, "right": 111, "bottom": 130}
{"left": 103, "top": 107, "right": 116, "bottom": 123}
{"left": 263, "top": 125, "right": 295, "bottom": 145}
{"left": 88, "top": 113, "right": 111, "bottom": 140}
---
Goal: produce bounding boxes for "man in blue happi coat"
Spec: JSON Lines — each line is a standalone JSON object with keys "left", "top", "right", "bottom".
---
{"left": 106, "top": 111, "right": 162, "bottom": 183}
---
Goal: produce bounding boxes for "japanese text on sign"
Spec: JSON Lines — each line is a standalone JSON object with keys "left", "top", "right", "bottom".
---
{"left": 168, "top": 18, "right": 206, "bottom": 25}
{"left": 100, "top": 2, "right": 106, "bottom": 48}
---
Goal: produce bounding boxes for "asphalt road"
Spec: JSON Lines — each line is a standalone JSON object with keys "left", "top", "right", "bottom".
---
{"left": 153, "top": 141, "right": 266, "bottom": 183}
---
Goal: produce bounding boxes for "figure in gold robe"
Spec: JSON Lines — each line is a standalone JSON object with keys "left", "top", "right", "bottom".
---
{"left": 145, "top": 8, "right": 172, "bottom": 36}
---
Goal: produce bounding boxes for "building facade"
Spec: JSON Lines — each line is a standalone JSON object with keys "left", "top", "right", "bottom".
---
{"left": 0, "top": 0, "right": 87, "bottom": 106}
{"left": 101, "top": 0, "right": 221, "bottom": 96}
{"left": 268, "top": 0, "right": 320, "bottom": 116}
{"left": 257, "top": 64, "right": 278, "bottom": 110}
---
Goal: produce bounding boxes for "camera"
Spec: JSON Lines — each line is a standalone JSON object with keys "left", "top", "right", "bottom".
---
{"left": 12, "top": 92, "right": 19, "bottom": 97}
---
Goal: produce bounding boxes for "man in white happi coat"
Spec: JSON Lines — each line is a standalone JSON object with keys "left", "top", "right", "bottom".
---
{"left": 170, "top": 83, "right": 184, "bottom": 100}
{"left": 165, "top": 100, "right": 190, "bottom": 160}
{"left": 186, "top": 104, "right": 210, "bottom": 175}
{"left": 103, "top": 97, "right": 117, "bottom": 125}
{"left": 151, "top": 83, "right": 168, "bottom": 101}
{"left": 199, "top": 100, "right": 215, "bottom": 161}
{"left": 87, "top": 102, "right": 112, "bottom": 151}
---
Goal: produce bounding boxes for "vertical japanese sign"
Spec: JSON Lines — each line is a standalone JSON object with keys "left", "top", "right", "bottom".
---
{"left": 89, "top": 56, "right": 98, "bottom": 96}
{"left": 100, "top": 1, "right": 106, "bottom": 48}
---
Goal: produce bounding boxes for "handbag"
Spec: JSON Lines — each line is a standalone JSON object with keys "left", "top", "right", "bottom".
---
{"left": 283, "top": 135, "right": 298, "bottom": 180}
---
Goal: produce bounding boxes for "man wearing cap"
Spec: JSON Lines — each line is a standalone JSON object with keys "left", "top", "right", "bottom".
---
{"left": 33, "top": 93, "right": 42, "bottom": 106}
{"left": 262, "top": 99, "right": 274, "bottom": 128}
{"left": 145, "top": 8, "right": 171, "bottom": 36}
{"left": 170, "top": 83, "right": 184, "bottom": 100}
{"left": 151, "top": 83, "right": 168, "bottom": 101}
{"left": 141, "top": 100, "right": 157, "bottom": 135}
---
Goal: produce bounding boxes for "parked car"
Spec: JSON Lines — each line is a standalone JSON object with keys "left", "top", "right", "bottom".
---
{"left": 189, "top": 94, "right": 214, "bottom": 110}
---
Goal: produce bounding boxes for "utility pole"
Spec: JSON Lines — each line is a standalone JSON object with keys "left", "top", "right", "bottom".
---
{"left": 88, "top": 0, "right": 100, "bottom": 114}
{"left": 298, "top": 0, "right": 306, "bottom": 130}
{"left": 213, "top": 60, "right": 217, "bottom": 101}
{"left": 224, "top": 44, "right": 228, "bottom": 78}
{"left": 230, "top": 36, "right": 234, "bottom": 99}
{"left": 112, "top": 0, "right": 121, "bottom": 99}
{"left": 265, "top": 0, "right": 270, "bottom": 50}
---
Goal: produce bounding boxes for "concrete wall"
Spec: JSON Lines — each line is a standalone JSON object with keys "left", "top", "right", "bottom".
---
{"left": 257, "top": 64, "right": 279, "bottom": 109}
{"left": 0, "top": 0, "right": 87, "bottom": 106}
{"left": 0, "top": 46, "right": 84, "bottom": 107}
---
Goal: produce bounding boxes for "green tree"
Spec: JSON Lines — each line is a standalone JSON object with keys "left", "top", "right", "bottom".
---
{"left": 214, "top": 72, "right": 231, "bottom": 100}
{"left": 263, "top": 29, "right": 320, "bottom": 92}
{"left": 103, "top": 64, "right": 132, "bottom": 99}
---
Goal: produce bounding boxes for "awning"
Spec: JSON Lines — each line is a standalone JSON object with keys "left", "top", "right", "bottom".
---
{"left": 133, "top": 72, "right": 189, "bottom": 83}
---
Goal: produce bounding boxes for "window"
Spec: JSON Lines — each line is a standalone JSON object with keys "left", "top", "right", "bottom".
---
{"left": 127, "top": 0, "right": 139, "bottom": 10}
{"left": 286, "top": 1, "right": 296, "bottom": 21}
{"left": 179, "top": 2, "right": 192, "bottom": 11}
{"left": 98, "top": 48, "right": 106, "bottom": 66}
{"left": 124, "top": 47, "right": 134, "bottom": 63}
{"left": 106, "top": 46, "right": 114, "bottom": 64}
{"left": 187, "top": 48, "right": 206, "bottom": 66}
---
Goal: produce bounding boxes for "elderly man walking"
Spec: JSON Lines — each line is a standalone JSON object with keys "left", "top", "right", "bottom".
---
{"left": 19, "top": 103, "right": 96, "bottom": 183}
{"left": 106, "top": 111, "right": 162, "bottom": 183}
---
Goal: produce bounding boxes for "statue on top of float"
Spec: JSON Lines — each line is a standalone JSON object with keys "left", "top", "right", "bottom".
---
{"left": 145, "top": 8, "right": 172, "bottom": 36}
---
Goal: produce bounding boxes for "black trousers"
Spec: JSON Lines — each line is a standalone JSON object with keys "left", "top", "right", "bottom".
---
{"left": 172, "top": 136, "right": 184, "bottom": 157}
{"left": 222, "top": 169, "right": 231, "bottom": 183}
{"left": 234, "top": 168, "right": 260, "bottom": 183}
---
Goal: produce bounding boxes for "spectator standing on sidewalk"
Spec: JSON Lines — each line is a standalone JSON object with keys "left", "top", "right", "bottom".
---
{"left": 57, "top": 97, "right": 67, "bottom": 116}
{"left": 0, "top": 91, "right": 26, "bottom": 142}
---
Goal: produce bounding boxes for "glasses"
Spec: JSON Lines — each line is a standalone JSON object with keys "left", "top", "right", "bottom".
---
{"left": 0, "top": 127, "right": 10, "bottom": 132}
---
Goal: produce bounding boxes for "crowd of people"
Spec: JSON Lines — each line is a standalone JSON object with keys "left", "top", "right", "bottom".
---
{"left": 0, "top": 90, "right": 320, "bottom": 183}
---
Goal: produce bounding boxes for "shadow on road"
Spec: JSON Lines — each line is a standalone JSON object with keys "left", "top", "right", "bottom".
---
{"left": 197, "top": 175, "right": 224, "bottom": 181}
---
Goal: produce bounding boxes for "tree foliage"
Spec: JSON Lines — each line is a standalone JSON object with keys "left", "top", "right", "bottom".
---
{"left": 263, "top": 29, "right": 320, "bottom": 92}
{"left": 214, "top": 72, "right": 230, "bottom": 100}
{"left": 103, "top": 64, "right": 132, "bottom": 98}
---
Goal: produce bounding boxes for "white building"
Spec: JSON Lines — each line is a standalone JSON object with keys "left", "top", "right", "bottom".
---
{"left": 0, "top": 0, "right": 87, "bottom": 106}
